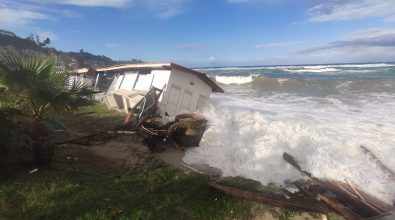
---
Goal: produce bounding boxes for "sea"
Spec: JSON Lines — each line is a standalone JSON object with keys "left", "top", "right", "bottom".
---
{"left": 183, "top": 63, "right": 395, "bottom": 203}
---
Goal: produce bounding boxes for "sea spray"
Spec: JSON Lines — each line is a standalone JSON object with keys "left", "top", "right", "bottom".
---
{"left": 184, "top": 63, "right": 395, "bottom": 203}
{"left": 184, "top": 100, "right": 395, "bottom": 203}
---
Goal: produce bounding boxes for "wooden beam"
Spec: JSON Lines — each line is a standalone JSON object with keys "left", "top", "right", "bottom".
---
{"left": 318, "top": 180, "right": 382, "bottom": 218}
{"left": 335, "top": 180, "right": 394, "bottom": 213}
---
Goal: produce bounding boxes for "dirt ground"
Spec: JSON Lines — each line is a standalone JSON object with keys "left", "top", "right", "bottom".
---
{"left": 51, "top": 134, "right": 326, "bottom": 220}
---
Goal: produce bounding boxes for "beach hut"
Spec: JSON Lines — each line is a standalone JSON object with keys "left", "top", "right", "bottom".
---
{"left": 90, "top": 62, "right": 223, "bottom": 117}
{"left": 68, "top": 67, "right": 96, "bottom": 89}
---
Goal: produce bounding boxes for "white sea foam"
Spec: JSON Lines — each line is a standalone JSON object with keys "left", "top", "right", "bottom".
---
{"left": 332, "top": 63, "right": 395, "bottom": 68}
{"left": 277, "top": 78, "right": 289, "bottom": 85}
{"left": 215, "top": 75, "right": 255, "bottom": 84}
{"left": 195, "top": 63, "right": 395, "bottom": 73}
{"left": 282, "top": 67, "right": 339, "bottom": 73}
{"left": 184, "top": 92, "right": 395, "bottom": 203}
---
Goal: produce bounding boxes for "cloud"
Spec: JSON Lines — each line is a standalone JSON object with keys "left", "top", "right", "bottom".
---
{"left": 31, "top": 0, "right": 189, "bottom": 18}
{"left": 105, "top": 43, "right": 120, "bottom": 48}
{"left": 384, "top": 16, "right": 395, "bottom": 23}
{"left": 256, "top": 41, "right": 302, "bottom": 48}
{"left": 0, "top": 5, "right": 49, "bottom": 25}
{"left": 208, "top": 56, "right": 216, "bottom": 62}
{"left": 175, "top": 43, "right": 204, "bottom": 50}
{"left": 299, "top": 28, "right": 395, "bottom": 54}
{"left": 228, "top": 0, "right": 251, "bottom": 3}
{"left": 140, "top": 0, "right": 191, "bottom": 18}
{"left": 308, "top": 0, "right": 395, "bottom": 22}
{"left": 227, "top": 0, "right": 285, "bottom": 4}
{"left": 32, "top": 0, "right": 133, "bottom": 8}
{"left": 0, "top": 0, "right": 189, "bottom": 28}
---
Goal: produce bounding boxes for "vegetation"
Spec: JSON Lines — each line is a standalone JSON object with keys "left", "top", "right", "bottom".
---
{"left": 0, "top": 29, "right": 142, "bottom": 70}
{"left": 0, "top": 167, "right": 269, "bottom": 220}
{"left": 0, "top": 55, "right": 96, "bottom": 165}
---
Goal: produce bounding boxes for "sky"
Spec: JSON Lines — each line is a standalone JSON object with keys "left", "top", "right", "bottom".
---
{"left": 1, "top": 0, "right": 395, "bottom": 67}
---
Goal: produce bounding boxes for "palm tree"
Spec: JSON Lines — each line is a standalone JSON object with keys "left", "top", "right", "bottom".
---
{"left": 0, "top": 55, "right": 94, "bottom": 165}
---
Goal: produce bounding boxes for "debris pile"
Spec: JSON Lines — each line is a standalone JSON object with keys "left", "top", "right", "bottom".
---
{"left": 282, "top": 152, "right": 394, "bottom": 220}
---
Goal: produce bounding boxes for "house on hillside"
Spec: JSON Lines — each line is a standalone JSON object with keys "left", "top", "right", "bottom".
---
{"left": 67, "top": 67, "right": 96, "bottom": 89}
{"left": 72, "top": 63, "right": 223, "bottom": 117}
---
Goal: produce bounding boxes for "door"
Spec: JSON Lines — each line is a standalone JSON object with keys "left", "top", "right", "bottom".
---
{"left": 179, "top": 90, "right": 192, "bottom": 113}
{"left": 165, "top": 85, "right": 181, "bottom": 116}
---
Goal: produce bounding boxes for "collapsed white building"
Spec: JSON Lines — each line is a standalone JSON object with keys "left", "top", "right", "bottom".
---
{"left": 71, "top": 62, "right": 223, "bottom": 117}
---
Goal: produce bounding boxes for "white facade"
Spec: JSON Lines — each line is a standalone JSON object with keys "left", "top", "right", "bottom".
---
{"left": 160, "top": 69, "right": 211, "bottom": 116}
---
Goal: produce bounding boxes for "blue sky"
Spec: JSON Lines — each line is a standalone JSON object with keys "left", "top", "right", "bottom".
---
{"left": 1, "top": 0, "right": 395, "bottom": 67}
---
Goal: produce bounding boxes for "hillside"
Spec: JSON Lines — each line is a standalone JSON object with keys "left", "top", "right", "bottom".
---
{"left": 0, "top": 30, "right": 142, "bottom": 69}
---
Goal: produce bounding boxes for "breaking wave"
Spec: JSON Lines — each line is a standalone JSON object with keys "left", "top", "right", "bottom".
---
{"left": 213, "top": 75, "right": 395, "bottom": 95}
{"left": 186, "top": 63, "right": 395, "bottom": 203}
{"left": 282, "top": 67, "right": 339, "bottom": 73}
{"left": 184, "top": 93, "right": 395, "bottom": 203}
{"left": 215, "top": 75, "right": 255, "bottom": 84}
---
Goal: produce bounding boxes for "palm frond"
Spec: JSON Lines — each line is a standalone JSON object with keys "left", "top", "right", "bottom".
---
{"left": 0, "top": 55, "right": 95, "bottom": 118}
{"left": 0, "top": 55, "right": 55, "bottom": 89}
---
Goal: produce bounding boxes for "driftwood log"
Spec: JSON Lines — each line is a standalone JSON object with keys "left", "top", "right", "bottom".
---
{"left": 208, "top": 182, "right": 326, "bottom": 213}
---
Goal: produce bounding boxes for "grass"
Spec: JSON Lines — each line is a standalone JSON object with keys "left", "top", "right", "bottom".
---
{"left": 53, "top": 102, "right": 126, "bottom": 142}
{"left": 0, "top": 167, "right": 264, "bottom": 220}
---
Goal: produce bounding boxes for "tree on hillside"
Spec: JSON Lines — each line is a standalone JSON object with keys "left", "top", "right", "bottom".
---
{"left": 43, "top": 37, "right": 51, "bottom": 47}
{"left": 0, "top": 55, "right": 96, "bottom": 165}
{"left": 26, "top": 34, "right": 35, "bottom": 42}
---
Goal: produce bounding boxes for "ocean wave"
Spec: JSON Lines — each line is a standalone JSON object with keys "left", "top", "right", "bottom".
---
{"left": 196, "top": 63, "right": 395, "bottom": 73}
{"left": 215, "top": 75, "right": 255, "bottom": 84}
{"left": 214, "top": 75, "right": 395, "bottom": 95}
{"left": 282, "top": 67, "right": 339, "bottom": 73}
{"left": 332, "top": 63, "right": 395, "bottom": 68}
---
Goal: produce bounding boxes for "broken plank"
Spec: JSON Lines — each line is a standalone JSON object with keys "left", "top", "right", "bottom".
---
{"left": 345, "top": 179, "right": 365, "bottom": 201}
{"left": 208, "top": 182, "right": 325, "bottom": 213}
{"left": 318, "top": 194, "right": 364, "bottom": 220}
{"left": 319, "top": 179, "right": 382, "bottom": 218}
{"left": 335, "top": 180, "right": 394, "bottom": 213}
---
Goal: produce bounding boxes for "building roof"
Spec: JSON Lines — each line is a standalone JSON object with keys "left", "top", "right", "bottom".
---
{"left": 71, "top": 67, "right": 95, "bottom": 74}
{"left": 87, "top": 62, "right": 224, "bottom": 93}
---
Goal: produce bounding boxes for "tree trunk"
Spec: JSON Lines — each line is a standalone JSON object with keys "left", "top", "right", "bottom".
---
{"left": 30, "top": 120, "right": 54, "bottom": 165}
